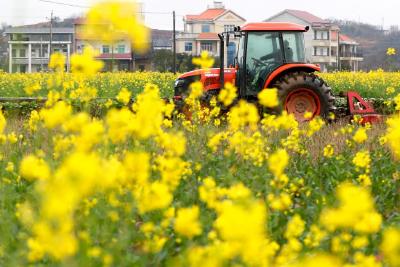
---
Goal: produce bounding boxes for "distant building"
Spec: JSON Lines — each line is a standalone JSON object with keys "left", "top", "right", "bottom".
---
{"left": 74, "top": 18, "right": 134, "bottom": 72}
{"left": 265, "top": 9, "right": 364, "bottom": 72}
{"left": 265, "top": 9, "right": 342, "bottom": 72}
{"left": 335, "top": 33, "right": 363, "bottom": 71}
{"left": 5, "top": 26, "right": 73, "bottom": 73}
{"left": 0, "top": 33, "right": 8, "bottom": 71}
{"left": 176, "top": 1, "right": 246, "bottom": 66}
{"left": 152, "top": 29, "right": 173, "bottom": 50}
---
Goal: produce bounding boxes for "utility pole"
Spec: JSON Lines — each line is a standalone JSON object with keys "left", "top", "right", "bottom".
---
{"left": 337, "top": 30, "right": 341, "bottom": 71}
{"left": 49, "top": 10, "right": 53, "bottom": 61}
{"left": 173, "top": 11, "right": 176, "bottom": 74}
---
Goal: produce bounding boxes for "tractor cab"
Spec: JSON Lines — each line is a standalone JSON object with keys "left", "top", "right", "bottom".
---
{"left": 234, "top": 23, "right": 309, "bottom": 98}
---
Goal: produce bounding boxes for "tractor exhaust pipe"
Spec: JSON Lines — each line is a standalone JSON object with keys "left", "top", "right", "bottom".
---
{"left": 218, "top": 33, "right": 224, "bottom": 88}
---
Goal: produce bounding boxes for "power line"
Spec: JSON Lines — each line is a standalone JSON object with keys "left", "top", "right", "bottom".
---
{"left": 37, "top": 0, "right": 181, "bottom": 15}
{"left": 38, "top": 0, "right": 89, "bottom": 8}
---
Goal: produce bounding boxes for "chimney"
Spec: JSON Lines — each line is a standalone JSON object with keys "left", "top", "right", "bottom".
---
{"left": 212, "top": 1, "right": 224, "bottom": 9}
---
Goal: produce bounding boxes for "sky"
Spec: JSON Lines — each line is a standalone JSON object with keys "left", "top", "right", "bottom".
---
{"left": 0, "top": 0, "right": 398, "bottom": 31}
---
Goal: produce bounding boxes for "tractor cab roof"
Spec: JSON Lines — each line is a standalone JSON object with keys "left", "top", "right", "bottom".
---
{"left": 240, "top": 22, "right": 309, "bottom": 32}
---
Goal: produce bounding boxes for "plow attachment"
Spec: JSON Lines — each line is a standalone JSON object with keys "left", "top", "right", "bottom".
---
{"left": 336, "top": 91, "right": 384, "bottom": 125}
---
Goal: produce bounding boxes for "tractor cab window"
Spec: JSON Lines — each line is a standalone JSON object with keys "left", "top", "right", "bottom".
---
{"left": 245, "top": 32, "right": 282, "bottom": 94}
{"left": 282, "top": 32, "right": 305, "bottom": 63}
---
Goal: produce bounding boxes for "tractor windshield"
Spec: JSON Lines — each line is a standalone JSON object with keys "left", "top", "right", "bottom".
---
{"left": 282, "top": 32, "right": 305, "bottom": 62}
{"left": 243, "top": 31, "right": 306, "bottom": 95}
{"left": 245, "top": 32, "right": 282, "bottom": 94}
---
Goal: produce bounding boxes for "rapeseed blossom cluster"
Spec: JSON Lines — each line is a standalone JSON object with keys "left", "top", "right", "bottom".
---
{"left": 82, "top": 0, "right": 149, "bottom": 53}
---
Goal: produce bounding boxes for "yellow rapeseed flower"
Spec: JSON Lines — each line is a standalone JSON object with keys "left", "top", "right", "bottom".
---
{"left": 48, "top": 52, "right": 66, "bottom": 72}
{"left": 83, "top": 1, "right": 149, "bottom": 53}
{"left": 0, "top": 109, "right": 6, "bottom": 134}
{"left": 323, "top": 144, "right": 334, "bottom": 158}
{"left": 71, "top": 47, "right": 104, "bottom": 75}
{"left": 353, "top": 128, "right": 368, "bottom": 143}
{"left": 174, "top": 206, "right": 202, "bottom": 239}
{"left": 258, "top": 88, "right": 279, "bottom": 108}
{"left": 218, "top": 82, "right": 237, "bottom": 106}
{"left": 20, "top": 155, "right": 51, "bottom": 181}
{"left": 268, "top": 149, "right": 289, "bottom": 177}
{"left": 381, "top": 227, "right": 400, "bottom": 266}
{"left": 352, "top": 150, "right": 371, "bottom": 169}
{"left": 387, "top": 47, "right": 396, "bottom": 56}
{"left": 116, "top": 87, "right": 131, "bottom": 105}
{"left": 192, "top": 51, "right": 214, "bottom": 69}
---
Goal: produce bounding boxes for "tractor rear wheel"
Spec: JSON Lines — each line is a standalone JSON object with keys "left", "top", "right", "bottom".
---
{"left": 272, "top": 71, "right": 336, "bottom": 122}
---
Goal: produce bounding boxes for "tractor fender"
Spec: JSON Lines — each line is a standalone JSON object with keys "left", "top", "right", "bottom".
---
{"left": 263, "top": 64, "right": 320, "bottom": 89}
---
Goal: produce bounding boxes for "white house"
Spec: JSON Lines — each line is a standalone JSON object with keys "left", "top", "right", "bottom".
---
{"left": 176, "top": 1, "right": 246, "bottom": 66}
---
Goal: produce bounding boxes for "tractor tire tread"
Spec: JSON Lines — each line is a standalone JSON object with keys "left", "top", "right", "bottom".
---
{"left": 272, "top": 72, "right": 336, "bottom": 121}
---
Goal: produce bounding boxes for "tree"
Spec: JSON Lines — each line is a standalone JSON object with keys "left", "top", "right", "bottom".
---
{"left": 152, "top": 49, "right": 174, "bottom": 72}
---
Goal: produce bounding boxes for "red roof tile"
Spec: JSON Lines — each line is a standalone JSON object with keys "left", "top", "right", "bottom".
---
{"left": 285, "top": 9, "right": 326, "bottom": 24}
{"left": 339, "top": 34, "right": 356, "bottom": 43}
{"left": 197, "top": 32, "right": 219, "bottom": 40}
{"left": 186, "top": 8, "right": 226, "bottom": 21}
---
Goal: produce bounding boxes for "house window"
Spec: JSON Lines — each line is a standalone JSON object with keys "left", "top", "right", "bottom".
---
{"left": 224, "top": 24, "right": 235, "bottom": 32}
{"left": 12, "top": 49, "right": 16, "bottom": 58}
{"left": 102, "top": 45, "right": 110, "bottom": 54}
{"left": 117, "top": 45, "right": 125, "bottom": 54}
{"left": 78, "top": 44, "right": 85, "bottom": 53}
{"left": 19, "top": 49, "right": 26, "bottom": 57}
{"left": 201, "top": 24, "right": 210, "bottom": 33}
{"left": 314, "top": 46, "right": 329, "bottom": 56}
{"left": 201, "top": 42, "right": 213, "bottom": 52}
{"left": 20, "top": 65, "right": 27, "bottom": 73}
{"left": 314, "top": 30, "right": 329, "bottom": 40}
{"left": 31, "top": 49, "right": 37, "bottom": 58}
{"left": 185, "top": 42, "right": 193, "bottom": 52}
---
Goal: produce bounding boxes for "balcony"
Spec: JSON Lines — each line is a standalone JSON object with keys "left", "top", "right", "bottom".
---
{"left": 340, "top": 52, "right": 363, "bottom": 60}
{"left": 312, "top": 39, "right": 338, "bottom": 46}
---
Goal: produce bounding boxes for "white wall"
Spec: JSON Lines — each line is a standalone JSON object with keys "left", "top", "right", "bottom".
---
{"left": 266, "top": 14, "right": 313, "bottom": 62}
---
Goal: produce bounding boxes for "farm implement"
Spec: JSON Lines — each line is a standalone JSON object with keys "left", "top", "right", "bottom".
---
{"left": 173, "top": 22, "right": 382, "bottom": 124}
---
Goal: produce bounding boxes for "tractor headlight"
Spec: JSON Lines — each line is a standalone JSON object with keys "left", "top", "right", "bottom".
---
{"left": 174, "top": 79, "right": 184, "bottom": 88}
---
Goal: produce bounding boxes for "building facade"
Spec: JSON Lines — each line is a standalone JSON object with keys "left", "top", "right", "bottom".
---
{"left": 338, "top": 34, "right": 363, "bottom": 71}
{"left": 176, "top": 1, "right": 246, "bottom": 66}
{"left": 266, "top": 10, "right": 348, "bottom": 72}
{"left": 5, "top": 27, "right": 73, "bottom": 73}
{"left": 74, "top": 19, "right": 134, "bottom": 72}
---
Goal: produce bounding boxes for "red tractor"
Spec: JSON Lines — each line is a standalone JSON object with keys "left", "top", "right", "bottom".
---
{"left": 174, "top": 22, "right": 381, "bottom": 123}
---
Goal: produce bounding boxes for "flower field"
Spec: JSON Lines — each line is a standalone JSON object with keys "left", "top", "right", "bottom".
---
{"left": 1, "top": 1, "right": 400, "bottom": 266}
{"left": 0, "top": 72, "right": 400, "bottom": 266}
{"left": 1, "top": 70, "right": 400, "bottom": 100}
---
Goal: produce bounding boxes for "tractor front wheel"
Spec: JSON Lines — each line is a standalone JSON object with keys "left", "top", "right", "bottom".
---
{"left": 273, "top": 71, "right": 336, "bottom": 122}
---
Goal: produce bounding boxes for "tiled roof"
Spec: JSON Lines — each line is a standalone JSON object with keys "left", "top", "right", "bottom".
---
{"left": 5, "top": 27, "right": 73, "bottom": 34}
{"left": 284, "top": 9, "right": 326, "bottom": 24}
{"left": 74, "top": 18, "right": 86, "bottom": 25}
{"left": 197, "top": 32, "right": 219, "bottom": 40}
{"left": 339, "top": 34, "right": 357, "bottom": 43}
{"left": 331, "top": 32, "right": 358, "bottom": 44}
{"left": 186, "top": 8, "right": 226, "bottom": 21}
{"left": 152, "top": 29, "right": 173, "bottom": 48}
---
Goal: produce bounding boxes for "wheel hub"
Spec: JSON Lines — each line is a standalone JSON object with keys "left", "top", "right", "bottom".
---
{"left": 285, "top": 89, "right": 321, "bottom": 122}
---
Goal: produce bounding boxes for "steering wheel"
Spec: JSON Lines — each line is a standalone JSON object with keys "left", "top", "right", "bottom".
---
{"left": 252, "top": 57, "right": 268, "bottom": 67}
